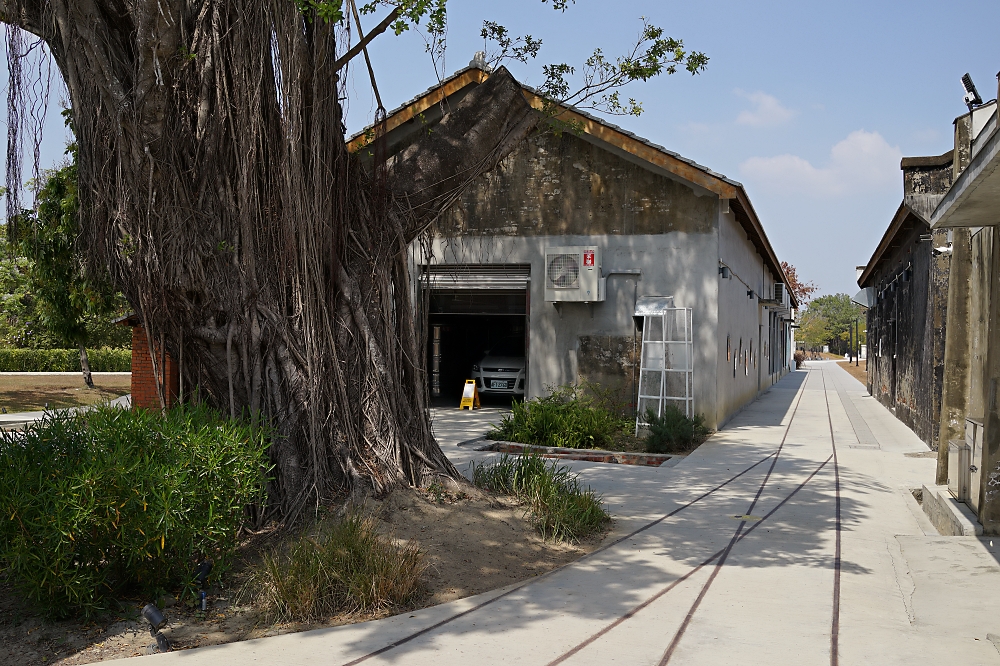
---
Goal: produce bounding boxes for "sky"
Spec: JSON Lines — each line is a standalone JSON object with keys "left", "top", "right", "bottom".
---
{"left": 8, "top": 0, "right": 1000, "bottom": 297}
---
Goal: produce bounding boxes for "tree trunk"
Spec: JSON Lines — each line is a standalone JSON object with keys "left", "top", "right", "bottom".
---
{"left": 78, "top": 343, "right": 94, "bottom": 389}
{"left": 2, "top": 0, "right": 540, "bottom": 519}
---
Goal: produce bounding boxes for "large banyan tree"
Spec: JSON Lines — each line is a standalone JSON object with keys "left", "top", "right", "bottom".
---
{"left": 1, "top": 0, "right": 706, "bottom": 518}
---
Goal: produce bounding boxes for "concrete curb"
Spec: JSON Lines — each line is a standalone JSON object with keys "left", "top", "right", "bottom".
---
{"left": 0, "top": 371, "right": 131, "bottom": 376}
{"left": 921, "top": 484, "right": 983, "bottom": 536}
{"left": 900, "top": 485, "right": 938, "bottom": 536}
{"left": 473, "top": 439, "right": 676, "bottom": 467}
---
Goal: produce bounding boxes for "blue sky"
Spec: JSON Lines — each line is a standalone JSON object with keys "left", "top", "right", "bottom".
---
{"left": 11, "top": 0, "right": 1000, "bottom": 297}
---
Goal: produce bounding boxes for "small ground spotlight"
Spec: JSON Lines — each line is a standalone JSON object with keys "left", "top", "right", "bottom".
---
{"left": 141, "top": 603, "right": 171, "bottom": 652}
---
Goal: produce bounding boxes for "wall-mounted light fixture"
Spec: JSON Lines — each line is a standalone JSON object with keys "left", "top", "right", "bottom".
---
{"left": 902, "top": 268, "right": 911, "bottom": 282}
{"left": 747, "top": 289, "right": 755, "bottom": 299}
{"left": 719, "top": 266, "right": 730, "bottom": 279}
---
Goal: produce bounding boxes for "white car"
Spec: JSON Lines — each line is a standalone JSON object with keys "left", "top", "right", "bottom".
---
{"left": 471, "top": 344, "right": 526, "bottom": 397}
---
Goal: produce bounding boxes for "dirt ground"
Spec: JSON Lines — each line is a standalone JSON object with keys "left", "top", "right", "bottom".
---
{"left": 0, "top": 487, "right": 607, "bottom": 665}
{"left": 0, "top": 373, "right": 131, "bottom": 413}
{"left": 837, "top": 359, "right": 867, "bottom": 385}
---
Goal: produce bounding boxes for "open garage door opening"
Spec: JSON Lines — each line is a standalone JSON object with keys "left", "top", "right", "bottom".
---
{"left": 423, "top": 265, "right": 530, "bottom": 408}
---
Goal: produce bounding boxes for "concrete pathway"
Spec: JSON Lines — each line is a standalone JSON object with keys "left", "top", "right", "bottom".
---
{"left": 134, "top": 363, "right": 1000, "bottom": 664}
{"left": 0, "top": 393, "right": 131, "bottom": 430}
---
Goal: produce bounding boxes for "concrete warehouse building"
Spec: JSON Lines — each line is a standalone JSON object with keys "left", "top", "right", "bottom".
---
{"left": 929, "top": 78, "right": 1000, "bottom": 531}
{"left": 352, "top": 59, "right": 798, "bottom": 429}
{"left": 858, "top": 150, "right": 954, "bottom": 447}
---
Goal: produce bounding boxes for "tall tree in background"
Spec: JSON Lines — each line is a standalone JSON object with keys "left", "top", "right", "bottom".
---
{"left": 798, "top": 293, "right": 863, "bottom": 355}
{"left": 780, "top": 261, "right": 818, "bottom": 306}
{"left": 13, "top": 132, "right": 125, "bottom": 387}
{"left": 0, "top": 0, "right": 707, "bottom": 519}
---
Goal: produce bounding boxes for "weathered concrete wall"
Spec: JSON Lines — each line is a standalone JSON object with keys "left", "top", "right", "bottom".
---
{"left": 937, "top": 227, "right": 974, "bottom": 483}
{"left": 929, "top": 227, "right": 952, "bottom": 444}
{"left": 954, "top": 114, "right": 973, "bottom": 179}
{"left": 966, "top": 228, "right": 992, "bottom": 421}
{"left": 865, "top": 218, "right": 947, "bottom": 446}
{"left": 435, "top": 132, "right": 719, "bottom": 237}
{"left": 421, "top": 231, "right": 722, "bottom": 426}
{"left": 977, "top": 228, "right": 1000, "bottom": 534}
{"left": 902, "top": 155, "right": 952, "bottom": 221}
{"left": 577, "top": 334, "right": 639, "bottom": 405}
{"left": 934, "top": 114, "right": 975, "bottom": 482}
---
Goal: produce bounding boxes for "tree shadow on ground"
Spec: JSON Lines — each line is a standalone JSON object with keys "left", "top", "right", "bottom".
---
{"left": 310, "top": 372, "right": 888, "bottom": 664}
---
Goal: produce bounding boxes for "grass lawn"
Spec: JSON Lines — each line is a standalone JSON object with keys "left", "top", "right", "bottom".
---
{"left": 0, "top": 373, "right": 131, "bottom": 413}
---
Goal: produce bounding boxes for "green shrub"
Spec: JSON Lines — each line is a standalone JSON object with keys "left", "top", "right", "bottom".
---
{"left": 471, "top": 453, "right": 611, "bottom": 541}
{"left": 0, "top": 404, "right": 270, "bottom": 617}
{"left": 643, "top": 406, "right": 710, "bottom": 454}
{"left": 0, "top": 347, "right": 131, "bottom": 372}
{"left": 241, "top": 511, "right": 423, "bottom": 622}
{"left": 487, "top": 385, "right": 631, "bottom": 450}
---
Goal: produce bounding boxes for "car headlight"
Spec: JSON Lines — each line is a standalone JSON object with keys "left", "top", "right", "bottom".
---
{"left": 472, "top": 364, "right": 479, "bottom": 372}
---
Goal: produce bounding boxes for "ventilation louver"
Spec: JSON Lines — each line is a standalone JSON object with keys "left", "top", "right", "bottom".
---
{"left": 773, "top": 282, "right": 791, "bottom": 313}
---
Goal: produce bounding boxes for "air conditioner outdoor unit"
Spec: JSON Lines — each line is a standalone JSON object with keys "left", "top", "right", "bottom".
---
{"left": 544, "top": 246, "right": 605, "bottom": 302}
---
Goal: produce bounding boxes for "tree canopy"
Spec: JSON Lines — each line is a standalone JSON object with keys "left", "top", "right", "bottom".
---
{"left": 780, "top": 261, "right": 818, "bottom": 306}
{"left": 797, "top": 293, "right": 865, "bottom": 354}
{"left": 16, "top": 140, "right": 125, "bottom": 332}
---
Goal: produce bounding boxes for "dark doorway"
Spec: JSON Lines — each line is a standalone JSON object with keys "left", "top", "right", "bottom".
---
{"left": 428, "top": 289, "right": 527, "bottom": 407}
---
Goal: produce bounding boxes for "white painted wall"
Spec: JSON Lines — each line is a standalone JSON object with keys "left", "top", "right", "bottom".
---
{"left": 715, "top": 208, "right": 789, "bottom": 427}
{"left": 412, "top": 204, "right": 787, "bottom": 430}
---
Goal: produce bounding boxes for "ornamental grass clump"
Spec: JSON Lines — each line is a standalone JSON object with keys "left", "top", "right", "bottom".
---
{"left": 487, "top": 385, "right": 631, "bottom": 450}
{"left": 471, "top": 454, "right": 610, "bottom": 541}
{"left": 242, "top": 511, "right": 423, "bottom": 623}
{"left": 0, "top": 405, "right": 270, "bottom": 618}
{"left": 643, "top": 405, "right": 710, "bottom": 454}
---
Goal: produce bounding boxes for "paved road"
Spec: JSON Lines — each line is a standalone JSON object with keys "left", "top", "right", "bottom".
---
{"left": 138, "top": 363, "right": 1000, "bottom": 664}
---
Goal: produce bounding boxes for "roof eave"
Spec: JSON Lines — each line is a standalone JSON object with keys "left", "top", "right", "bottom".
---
{"left": 729, "top": 190, "right": 798, "bottom": 309}
{"left": 858, "top": 202, "right": 927, "bottom": 287}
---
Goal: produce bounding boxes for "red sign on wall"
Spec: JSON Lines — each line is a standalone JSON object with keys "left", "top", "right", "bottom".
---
{"left": 583, "top": 249, "right": 595, "bottom": 268}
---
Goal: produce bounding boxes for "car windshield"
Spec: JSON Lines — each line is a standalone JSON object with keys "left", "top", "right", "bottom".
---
{"left": 487, "top": 340, "right": 523, "bottom": 358}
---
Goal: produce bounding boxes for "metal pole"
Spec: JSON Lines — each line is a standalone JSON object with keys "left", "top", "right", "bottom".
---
{"left": 856, "top": 319, "right": 860, "bottom": 367}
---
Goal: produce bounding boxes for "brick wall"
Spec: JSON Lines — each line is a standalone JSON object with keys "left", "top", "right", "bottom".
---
{"left": 131, "top": 326, "right": 179, "bottom": 410}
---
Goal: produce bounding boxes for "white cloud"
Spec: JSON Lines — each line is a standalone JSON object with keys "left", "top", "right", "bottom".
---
{"left": 735, "top": 91, "right": 796, "bottom": 127}
{"left": 739, "top": 130, "right": 902, "bottom": 198}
